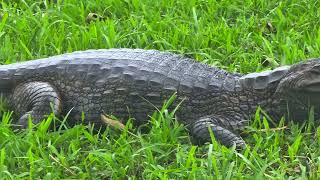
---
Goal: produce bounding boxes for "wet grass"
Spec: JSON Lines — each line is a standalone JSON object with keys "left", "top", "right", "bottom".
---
{"left": 0, "top": 0, "right": 320, "bottom": 179}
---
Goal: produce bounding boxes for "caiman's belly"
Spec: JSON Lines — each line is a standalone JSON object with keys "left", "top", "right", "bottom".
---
{"left": 60, "top": 87, "right": 169, "bottom": 126}
{"left": 60, "top": 86, "right": 213, "bottom": 127}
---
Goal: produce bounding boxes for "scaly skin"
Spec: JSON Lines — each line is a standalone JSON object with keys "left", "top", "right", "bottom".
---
{"left": 0, "top": 49, "right": 318, "bottom": 148}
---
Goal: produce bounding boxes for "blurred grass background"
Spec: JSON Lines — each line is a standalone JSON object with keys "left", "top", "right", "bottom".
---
{"left": 1, "top": 0, "right": 320, "bottom": 72}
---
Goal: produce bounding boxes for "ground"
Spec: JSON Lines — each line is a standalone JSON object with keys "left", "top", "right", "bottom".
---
{"left": 0, "top": 0, "right": 320, "bottom": 179}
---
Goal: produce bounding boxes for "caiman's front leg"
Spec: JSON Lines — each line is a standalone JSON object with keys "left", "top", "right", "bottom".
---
{"left": 191, "top": 115, "right": 246, "bottom": 148}
{"left": 11, "top": 82, "right": 61, "bottom": 128}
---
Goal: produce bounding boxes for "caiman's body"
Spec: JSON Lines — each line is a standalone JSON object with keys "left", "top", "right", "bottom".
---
{"left": 1, "top": 49, "right": 319, "bottom": 147}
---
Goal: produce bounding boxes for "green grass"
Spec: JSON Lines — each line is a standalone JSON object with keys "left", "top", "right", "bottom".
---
{"left": 0, "top": 0, "right": 320, "bottom": 179}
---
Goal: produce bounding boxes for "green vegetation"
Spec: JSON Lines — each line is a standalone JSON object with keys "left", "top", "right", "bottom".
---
{"left": 0, "top": 0, "right": 320, "bottom": 179}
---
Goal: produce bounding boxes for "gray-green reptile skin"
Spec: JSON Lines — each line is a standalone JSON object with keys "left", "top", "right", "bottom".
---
{"left": 1, "top": 49, "right": 319, "bottom": 148}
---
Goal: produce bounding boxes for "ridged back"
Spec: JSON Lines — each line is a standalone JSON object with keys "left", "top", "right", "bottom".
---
{"left": 239, "top": 66, "right": 290, "bottom": 90}
{"left": 0, "top": 49, "right": 235, "bottom": 92}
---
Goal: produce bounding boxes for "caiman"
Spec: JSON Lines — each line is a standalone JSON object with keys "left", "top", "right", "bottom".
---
{"left": 0, "top": 49, "right": 318, "bottom": 148}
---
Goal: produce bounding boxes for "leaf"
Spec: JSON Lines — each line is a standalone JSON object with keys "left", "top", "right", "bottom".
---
{"left": 101, "top": 114, "right": 125, "bottom": 129}
{"left": 0, "top": 12, "right": 8, "bottom": 32}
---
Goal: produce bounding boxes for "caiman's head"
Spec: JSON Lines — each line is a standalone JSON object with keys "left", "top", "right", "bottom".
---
{"left": 275, "top": 59, "right": 320, "bottom": 121}
{"left": 276, "top": 59, "right": 320, "bottom": 104}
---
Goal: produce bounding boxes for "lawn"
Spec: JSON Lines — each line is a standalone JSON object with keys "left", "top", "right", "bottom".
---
{"left": 0, "top": 0, "right": 320, "bottom": 179}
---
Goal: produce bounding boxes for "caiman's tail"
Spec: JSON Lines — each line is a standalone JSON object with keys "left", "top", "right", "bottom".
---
{"left": 0, "top": 68, "right": 16, "bottom": 93}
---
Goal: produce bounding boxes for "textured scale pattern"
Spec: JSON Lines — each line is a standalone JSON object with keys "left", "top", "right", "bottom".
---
{"left": 1, "top": 49, "right": 318, "bottom": 148}
{"left": 11, "top": 82, "right": 61, "bottom": 128}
